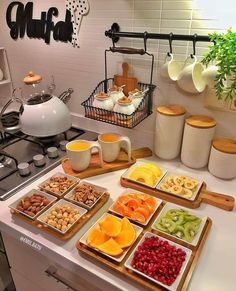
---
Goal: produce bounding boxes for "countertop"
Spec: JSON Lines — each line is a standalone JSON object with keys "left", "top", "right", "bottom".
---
{"left": 0, "top": 156, "right": 235, "bottom": 291}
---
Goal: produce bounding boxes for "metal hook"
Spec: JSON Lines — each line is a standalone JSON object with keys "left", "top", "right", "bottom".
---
{"left": 143, "top": 31, "right": 148, "bottom": 52}
{"left": 168, "top": 32, "right": 173, "bottom": 56}
{"left": 191, "top": 33, "right": 197, "bottom": 58}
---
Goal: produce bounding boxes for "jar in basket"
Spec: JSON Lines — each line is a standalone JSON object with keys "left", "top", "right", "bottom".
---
{"left": 128, "top": 89, "right": 144, "bottom": 109}
{"left": 92, "top": 92, "right": 114, "bottom": 111}
{"left": 108, "top": 84, "right": 125, "bottom": 103}
{"left": 113, "top": 96, "right": 135, "bottom": 116}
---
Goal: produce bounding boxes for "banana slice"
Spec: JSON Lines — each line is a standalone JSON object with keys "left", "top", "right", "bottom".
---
{"left": 182, "top": 188, "right": 193, "bottom": 199}
{"left": 191, "top": 179, "right": 199, "bottom": 188}
{"left": 174, "top": 176, "right": 184, "bottom": 186}
{"left": 166, "top": 175, "right": 175, "bottom": 186}
{"left": 170, "top": 185, "right": 183, "bottom": 195}
{"left": 184, "top": 180, "right": 196, "bottom": 190}
{"left": 159, "top": 182, "right": 171, "bottom": 191}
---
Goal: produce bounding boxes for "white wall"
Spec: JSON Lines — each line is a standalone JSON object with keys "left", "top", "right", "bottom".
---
{"left": 0, "top": 0, "right": 235, "bottom": 149}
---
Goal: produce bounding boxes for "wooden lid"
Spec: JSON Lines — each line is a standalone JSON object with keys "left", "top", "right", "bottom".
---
{"left": 212, "top": 138, "right": 236, "bottom": 154}
{"left": 157, "top": 104, "right": 186, "bottom": 116}
{"left": 118, "top": 96, "right": 132, "bottom": 105}
{"left": 186, "top": 115, "right": 216, "bottom": 128}
{"left": 23, "top": 71, "right": 42, "bottom": 85}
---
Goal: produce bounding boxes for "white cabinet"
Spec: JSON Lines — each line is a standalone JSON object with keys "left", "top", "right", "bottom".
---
{"left": 1, "top": 232, "right": 101, "bottom": 291}
{"left": 0, "top": 48, "right": 11, "bottom": 86}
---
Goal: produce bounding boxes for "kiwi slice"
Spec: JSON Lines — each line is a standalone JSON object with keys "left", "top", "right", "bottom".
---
{"left": 155, "top": 223, "right": 170, "bottom": 233}
{"left": 184, "top": 214, "right": 201, "bottom": 223}
{"left": 173, "top": 225, "right": 185, "bottom": 239}
{"left": 166, "top": 208, "right": 187, "bottom": 218}
{"left": 160, "top": 217, "right": 177, "bottom": 232}
{"left": 184, "top": 222, "right": 199, "bottom": 242}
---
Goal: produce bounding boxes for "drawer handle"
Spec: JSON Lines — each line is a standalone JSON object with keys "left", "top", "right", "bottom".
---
{"left": 45, "top": 265, "right": 77, "bottom": 291}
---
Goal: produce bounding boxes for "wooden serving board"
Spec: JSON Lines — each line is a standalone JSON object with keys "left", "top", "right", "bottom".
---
{"left": 11, "top": 192, "right": 110, "bottom": 240}
{"left": 61, "top": 147, "right": 152, "bottom": 178}
{"left": 114, "top": 62, "right": 138, "bottom": 95}
{"left": 120, "top": 178, "right": 235, "bottom": 211}
{"left": 76, "top": 203, "right": 212, "bottom": 291}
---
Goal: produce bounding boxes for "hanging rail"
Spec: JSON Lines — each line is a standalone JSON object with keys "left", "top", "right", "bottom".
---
{"left": 105, "top": 23, "right": 211, "bottom": 44}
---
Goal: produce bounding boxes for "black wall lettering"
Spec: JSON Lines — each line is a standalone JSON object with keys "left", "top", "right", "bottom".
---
{"left": 6, "top": 1, "right": 73, "bottom": 45}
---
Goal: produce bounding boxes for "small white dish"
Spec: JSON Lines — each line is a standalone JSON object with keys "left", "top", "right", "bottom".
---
{"left": 64, "top": 180, "right": 107, "bottom": 210}
{"left": 79, "top": 213, "right": 143, "bottom": 263}
{"left": 125, "top": 232, "right": 192, "bottom": 291}
{"left": 122, "top": 161, "right": 167, "bottom": 189}
{"left": 9, "top": 189, "right": 57, "bottom": 220}
{"left": 151, "top": 202, "right": 208, "bottom": 246}
{"left": 156, "top": 171, "right": 202, "bottom": 201}
{"left": 38, "top": 172, "right": 79, "bottom": 197}
{"left": 109, "top": 188, "right": 162, "bottom": 226}
{"left": 37, "top": 199, "right": 87, "bottom": 234}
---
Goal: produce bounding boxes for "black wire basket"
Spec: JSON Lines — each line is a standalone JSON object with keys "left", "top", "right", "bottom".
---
{"left": 81, "top": 78, "right": 156, "bottom": 129}
{"left": 81, "top": 45, "right": 156, "bottom": 129}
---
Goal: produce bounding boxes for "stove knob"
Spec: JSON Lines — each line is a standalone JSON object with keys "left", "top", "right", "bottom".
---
{"left": 33, "top": 154, "right": 46, "bottom": 167}
{"left": 59, "top": 140, "right": 68, "bottom": 151}
{"left": 47, "top": 147, "right": 59, "bottom": 158}
{"left": 18, "top": 162, "right": 30, "bottom": 176}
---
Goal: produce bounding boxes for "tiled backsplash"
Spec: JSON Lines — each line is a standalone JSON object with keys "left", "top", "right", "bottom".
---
{"left": 0, "top": 0, "right": 235, "bottom": 147}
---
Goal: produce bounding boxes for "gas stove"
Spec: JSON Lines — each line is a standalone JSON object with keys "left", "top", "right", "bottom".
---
{"left": 0, "top": 111, "right": 98, "bottom": 200}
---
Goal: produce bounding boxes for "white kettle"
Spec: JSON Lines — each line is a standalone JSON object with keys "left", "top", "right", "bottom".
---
{"left": 1, "top": 72, "right": 73, "bottom": 137}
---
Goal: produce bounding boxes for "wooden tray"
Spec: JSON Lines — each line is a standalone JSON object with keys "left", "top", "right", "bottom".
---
{"left": 76, "top": 202, "right": 212, "bottom": 291}
{"left": 11, "top": 192, "right": 110, "bottom": 240}
{"left": 61, "top": 147, "right": 152, "bottom": 178}
{"left": 120, "top": 178, "right": 235, "bottom": 211}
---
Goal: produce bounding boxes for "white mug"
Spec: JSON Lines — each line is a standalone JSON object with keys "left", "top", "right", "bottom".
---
{"left": 66, "top": 140, "right": 103, "bottom": 171}
{"left": 177, "top": 55, "right": 206, "bottom": 94}
{"left": 202, "top": 64, "right": 218, "bottom": 88}
{"left": 160, "top": 53, "right": 181, "bottom": 81}
{"left": 98, "top": 133, "right": 131, "bottom": 162}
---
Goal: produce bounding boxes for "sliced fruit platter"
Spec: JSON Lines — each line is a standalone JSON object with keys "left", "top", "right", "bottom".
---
{"left": 77, "top": 195, "right": 212, "bottom": 290}
{"left": 122, "top": 161, "right": 167, "bottom": 188}
{"left": 151, "top": 203, "right": 207, "bottom": 247}
{"left": 109, "top": 189, "right": 162, "bottom": 225}
{"left": 80, "top": 213, "right": 143, "bottom": 262}
{"left": 156, "top": 172, "right": 201, "bottom": 201}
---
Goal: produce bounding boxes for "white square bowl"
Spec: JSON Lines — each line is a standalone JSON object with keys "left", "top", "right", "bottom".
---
{"left": 122, "top": 161, "right": 167, "bottom": 189}
{"left": 38, "top": 172, "right": 79, "bottom": 197}
{"left": 125, "top": 232, "right": 192, "bottom": 291}
{"left": 109, "top": 188, "right": 162, "bottom": 226}
{"left": 37, "top": 199, "right": 87, "bottom": 234}
{"left": 64, "top": 180, "right": 107, "bottom": 210}
{"left": 9, "top": 189, "right": 57, "bottom": 220}
{"left": 151, "top": 202, "right": 207, "bottom": 247}
{"left": 156, "top": 171, "right": 202, "bottom": 201}
{"left": 79, "top": 213, "right": 143, "bottom": 263}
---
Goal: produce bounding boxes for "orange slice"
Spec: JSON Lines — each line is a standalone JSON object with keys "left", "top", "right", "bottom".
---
{"left": 98, "top": 238, "right": 123, "bottom": 256}
{"left": 135, "top": 206, "right": 150, "bottom": 220}
{"left": 87, "top": 228, "right": 109, "bottom": 248}
{"left": 130, "top": 212, "right": 146, "bottom": 224}
{"left": 99, "top": 215, "right": 122, "bottom": 237}
{"left": 115, "top": 230, "right": 136, "bottom": 248}
{"left": 144, "top": 197, "right": 157, "bottom": 213}
{"left": 127, "top": 199, "right": 140, "bottom": 210}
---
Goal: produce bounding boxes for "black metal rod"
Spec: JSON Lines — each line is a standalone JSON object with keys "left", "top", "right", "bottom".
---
{"left": 105, "top": 30, "right": 211, "bottom": 43}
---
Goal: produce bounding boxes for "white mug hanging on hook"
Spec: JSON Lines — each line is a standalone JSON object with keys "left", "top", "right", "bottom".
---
{"left": 177, "top": 55, "right": 206, "bottom": 94}
{"left": 160, "top": 53, "right": 181, "bottom": 81}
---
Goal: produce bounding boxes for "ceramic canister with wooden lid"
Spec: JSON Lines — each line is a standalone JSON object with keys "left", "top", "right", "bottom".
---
{"left": 208, "top": 138, "right": 236, "bottom": 179}
{"left": 181, "top": 115, "right": 217, "bottom": 168}
{"left": 154, "top": 104, "right": 186, "bottom": 159}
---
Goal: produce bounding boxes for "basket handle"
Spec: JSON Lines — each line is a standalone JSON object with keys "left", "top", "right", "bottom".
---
{"left": 110, "top": 47, "right": 145, "bottom": 55}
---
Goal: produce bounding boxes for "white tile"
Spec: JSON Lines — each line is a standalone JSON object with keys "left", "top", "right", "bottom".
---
{"left": 163, "top": 1, "right": 193, "bottom": 10}
{"left": 134, "top": 1, "right": 162, "bottom": 10}
{"left": 134, "top": 10, "right": 161, "bottom": 19}
{"left": 161, "top": 19, "right": 191, "bottom": 29}
{"left": 161, "top": 10, "right": 192, "bottom": 20}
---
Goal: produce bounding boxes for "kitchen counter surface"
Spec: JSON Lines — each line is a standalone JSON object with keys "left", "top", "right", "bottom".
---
{"left": 0, "top": 155, "right": 236, "bottom": 291}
